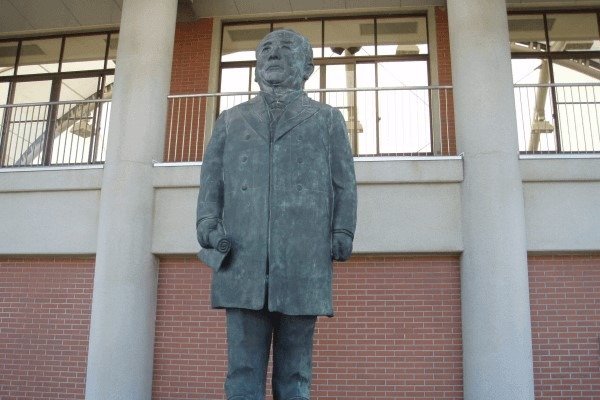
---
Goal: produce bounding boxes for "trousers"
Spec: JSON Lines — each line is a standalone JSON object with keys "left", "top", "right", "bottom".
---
{"left": 225, "top": 308, "right": 317, "bottom": 400}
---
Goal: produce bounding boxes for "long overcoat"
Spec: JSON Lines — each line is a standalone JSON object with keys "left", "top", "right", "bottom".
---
{"left": 197, "top": 93, "right": 357, "bottom": 316}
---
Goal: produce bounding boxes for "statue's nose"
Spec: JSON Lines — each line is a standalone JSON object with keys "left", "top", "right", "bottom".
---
{"left": 268, "top": 47, "right": 281, "bottom": 60}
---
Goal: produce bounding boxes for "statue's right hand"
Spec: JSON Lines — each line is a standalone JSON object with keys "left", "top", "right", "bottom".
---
{"left": 197, "top": 218, "right": 223, "bottom": 248}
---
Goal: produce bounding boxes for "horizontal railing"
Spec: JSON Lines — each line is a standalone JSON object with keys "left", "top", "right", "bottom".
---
{"left": 0, "top": 99, "right": 110, "bottom": 167}
{"left": 3, "top": 83, "right": 598, "bottom": 168}
{"left": 165, "top": 86, "right": 456, "bottom": 162}
{"left": 514, "top": 83, "right": 600, "bottom": 153}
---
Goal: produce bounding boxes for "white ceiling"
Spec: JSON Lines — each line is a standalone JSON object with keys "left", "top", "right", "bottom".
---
{"left": 1, "top": 0, "right": 599, "bottom": 37}
{"left": 191, "top": 0, "right": 445, "bottom": 17}
{"left": 0, "top": 0, "right": 122, "bottom": 36}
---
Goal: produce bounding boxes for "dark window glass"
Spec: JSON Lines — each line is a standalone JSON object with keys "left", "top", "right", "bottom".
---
{"left": 17, "top": 38, "right": 62, "bottom": 75}
{"left": 377, "top": 16, "right": 428, "bottom": 56}
{"left": 62, "top": 34, "right": 108, "bottom": 72}
{"left": 0, "top": 41, "right": 18, "bottom": 76}
{"left": 273, "top": 21, "right": 323, "bottom": 58}
{"left": 107, "top": 33, "right": 119, "bottom": 69}
{"left": 324, "top": 19, "right": 375, "bottom": 58}
{"left": 547, "top": 13, "right": 600, "bottom": 52}
{"left": 509, "top": 14, "right": 547, "bottom": 52}
{"left": 222, "top": 24, "right": 270, "bottom": 62}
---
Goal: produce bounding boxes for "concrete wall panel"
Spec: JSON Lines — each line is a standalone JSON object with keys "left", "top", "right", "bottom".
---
{"left": 151, "top": 160, "right": 464, "bottom": 254}
{"left": 524, "top": 182, "right": 600, "bottom": 252}
{"left": 0, "top": 190, "right": 99, "bottom": 255}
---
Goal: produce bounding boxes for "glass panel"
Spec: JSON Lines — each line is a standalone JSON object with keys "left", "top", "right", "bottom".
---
{"left": 107, "top": 33, "right": 118, "bottom": 68}
{"left": 51, "top": 77, "right": 101, "bottom": 164}
{"left": 219, "top": 67, "right": 251, "bottom": 113}
{"left": 304, "top": 64, "right": 320, "bottom": 91}
{"left": 0, "top": 82, "right": 8, "bottom": 160}
{"left": 222, "top": 24, "right": 270, "bottom": 62}
{"left": 511, "top": 58, "right": 549, "bottom": 84}
{"left": 325, "top": 64, "right": 349, "bottom": 89}
{"left": 508, "top": 14, "right": 547, "bottom": 53}
{"left": 103, "top": 74, "right": 115, "bottom": 97}
{"left": 0, "top": 41, "right": 18, "bottom": 76}
{"left": 377, "top": 60, "right": 428, "bottom": 87}
{"left": 324, "top": 64, "right": 356, "bottom": 150}
{"left": 552, "top": 63, "right": 600, "bottom": 152}
{"left": 61, "top": 34, "right": 108, "bottom": 72}
{"left": 511, "top": 59, "right": 557, "bottom": 152}
{"left": 355, "top": 63, "right": 377, "bottom": 155}
{"left": 17, "top": 38, "right": 61, "bottom": 74}
{"left": 272, "top": 21, "right": 323, "bottom": 59}
{"left": 552, "top": 58, "right": 600, "bottom": 83}
{"left": 250, "top": 67, "right": 260, "bottom": 92}
{"left": 59, "top": 77, "right": 101, "bottom": 101}
{"left": 221, "top": 67, "right": 251, "bottom": 92}
{"left": 377, "top": 61, "right": 430, "bottom": 154}
{"left": 377, "top": 16, "right": 428, "bottom": 56}
{"left": 547, "top": 13, "right": 600, "bottom": 52}
{"left": 4, "top": 81, "right": 53, "bottom": 166}
{"left": 0, "top": 82, "right": 9, "bottom": 104}
{"left": 12, "top": 80, "right": 52, "bottom": 104}
{"left": 324, "top": 19, "right": 375, "bottom": 58}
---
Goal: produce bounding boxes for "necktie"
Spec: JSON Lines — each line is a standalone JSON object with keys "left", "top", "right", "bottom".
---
{"left": 270, "top": 100, "right": 285, "bottom": 121}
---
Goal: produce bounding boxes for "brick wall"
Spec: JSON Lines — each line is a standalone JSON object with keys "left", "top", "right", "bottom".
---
{"left": 166, "top": 18, "right": 214, "bottom": 162}
{"left": 434, "top": 7, "right": 456, "bottom": 156}
{"left": 152, "top": 255, "right": 463, "bottom": 399}
{"left": 529, "top": 254, "right": 600, "bottom": 399}
{"left": 0, "top": 257, "right": 94, "bottom": 400}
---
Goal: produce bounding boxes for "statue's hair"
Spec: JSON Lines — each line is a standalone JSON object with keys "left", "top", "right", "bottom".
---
{"left": 256, "top": 29, "right": 314, "bottom": 80}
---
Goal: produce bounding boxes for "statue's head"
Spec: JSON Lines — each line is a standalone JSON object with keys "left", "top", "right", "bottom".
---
{"left": 255, "top": 29, "right": 314, "bottom": 91}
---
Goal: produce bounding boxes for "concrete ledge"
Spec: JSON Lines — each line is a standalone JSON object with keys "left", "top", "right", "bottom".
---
{"left": 0, "top": 165, "right": 104, "bottom": 192}
{"left": 153, "top": 156, "right": 465, "bottom": 187}
{"left": 520, "top": 155, "right": 600, "bottom": 182}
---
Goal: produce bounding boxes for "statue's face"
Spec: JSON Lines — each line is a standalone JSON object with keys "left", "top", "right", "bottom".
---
{"left": 255, "top": 31, "right": 309, "bottom": 90}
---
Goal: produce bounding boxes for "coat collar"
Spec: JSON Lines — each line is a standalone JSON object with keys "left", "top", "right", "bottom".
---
{"left": 237, "top": 93, "right": 319, "bottom": 142}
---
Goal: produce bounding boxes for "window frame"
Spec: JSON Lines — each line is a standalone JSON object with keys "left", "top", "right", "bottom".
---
{"left": 218, "top": 14, "right": 433, "bottom": 156}
{"left": 0, "top": 30, "right": 118, "bottom": 166}
{"left": 508, "top": 8, "right": 600, "bottom": 153}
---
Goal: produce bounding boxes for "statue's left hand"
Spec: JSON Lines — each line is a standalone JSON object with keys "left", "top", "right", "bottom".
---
{"left": 332, "top": 232, "right": 353, "bottom": 261}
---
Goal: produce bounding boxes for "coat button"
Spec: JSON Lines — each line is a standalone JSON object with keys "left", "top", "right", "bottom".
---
{"left": 296, "top": 184, "right": 302, "bottom": 191}
{"left": 242, "top": 184, "right": 248, "bottom": 191}
{"left": 241, "top": 155, "right": 248, "bottom": 163}
{"left": 297, "top": 157, "right": 303, "bottom": 164}
{"left": 297, "top": 135, "right": 303, "bottom": 141}
{"left": 245, "top": 134, "right": 251, "bottom": 140}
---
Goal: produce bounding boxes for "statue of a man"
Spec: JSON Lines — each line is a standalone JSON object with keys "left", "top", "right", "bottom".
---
{"left": 196, "top": 29, "right": 357, "bottom": 400}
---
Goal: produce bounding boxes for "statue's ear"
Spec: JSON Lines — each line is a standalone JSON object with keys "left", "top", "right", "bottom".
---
{"left": 303, "top": 63, "right": 315, "bottom": 81}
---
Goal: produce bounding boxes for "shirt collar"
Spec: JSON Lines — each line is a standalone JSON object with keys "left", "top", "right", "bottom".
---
{"left": 260, "top": 89, "right": 303, "bottom": 109}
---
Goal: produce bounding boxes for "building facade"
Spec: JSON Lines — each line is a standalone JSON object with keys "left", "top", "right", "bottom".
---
{"left": 0, "top": 0, "right": 599, "bottom": 399}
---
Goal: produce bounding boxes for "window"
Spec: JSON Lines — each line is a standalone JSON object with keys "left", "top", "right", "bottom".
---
{"left": 510, "top": 10, "right": 600, "bottom": 153}
{"left": 0, "top": 31, "right": 117, "bottom": 166}
{"left": 219, "top": 15, "right": 432, "bottom": 156}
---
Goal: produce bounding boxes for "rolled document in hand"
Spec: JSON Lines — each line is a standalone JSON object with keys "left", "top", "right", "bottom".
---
{"left": 209, "top": 230, "right": 231, "bottom": 254}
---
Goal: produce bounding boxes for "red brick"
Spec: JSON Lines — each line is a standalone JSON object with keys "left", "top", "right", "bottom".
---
{"left": 152, "top": 254, "right": 463, "bottom": 399}
{"left": 529, "top": 254, "right": 600, "bottom": 400}
{"left": 0, "top": 257, "right": 94, "bottom": 400}
{"left": 165, "top": 18, "right": 214, "bottom": 162}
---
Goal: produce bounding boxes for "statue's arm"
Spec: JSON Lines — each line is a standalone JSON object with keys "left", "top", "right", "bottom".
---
{"left": 330, "top": 107, "right": 357, "bottom": 261}
{"left": 196, "top": 112, "right": 227, "bottom": 249}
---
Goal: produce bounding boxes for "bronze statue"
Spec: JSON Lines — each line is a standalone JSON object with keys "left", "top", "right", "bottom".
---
{"left": 197, "top": 29, "right": 357, "bottom": 400}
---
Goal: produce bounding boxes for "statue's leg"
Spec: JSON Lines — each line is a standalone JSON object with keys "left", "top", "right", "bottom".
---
{"left": 271, "top": 314, "right": 317, "bottom": 400}
{"left": 225, "top": 308, "right": 273, "bottom": 400}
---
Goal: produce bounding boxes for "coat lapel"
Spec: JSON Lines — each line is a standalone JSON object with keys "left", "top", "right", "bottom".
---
{"left": 274, "top": 94, "right": 319, "bottom": 142}
{"left": 238, "top": 95, "right": 269, "bottom": 142}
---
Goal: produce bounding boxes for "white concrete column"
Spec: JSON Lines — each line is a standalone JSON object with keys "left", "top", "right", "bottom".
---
{"left": 85, "top": 1, "right": 177, "bottom": 399}
{"left": 446, "top": 1, "right": 535, "bottom": 399}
